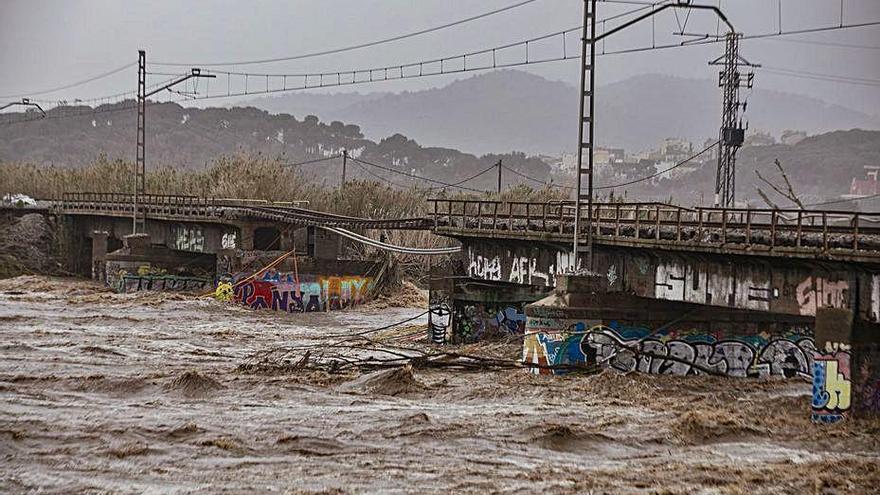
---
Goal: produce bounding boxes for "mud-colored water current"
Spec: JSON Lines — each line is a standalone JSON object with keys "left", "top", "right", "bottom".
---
{"left": 1, "top": 276, "right": 878, "bottom": 494}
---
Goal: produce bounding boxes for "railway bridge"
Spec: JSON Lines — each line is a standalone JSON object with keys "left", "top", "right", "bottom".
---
{"left": 425, "top": 198, "right": 880, "bottom": 421}
{"left": 40, "top": 192, "right": 880, "bottom": 419}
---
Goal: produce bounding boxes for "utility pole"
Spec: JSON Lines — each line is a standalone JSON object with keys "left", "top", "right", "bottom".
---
{"left": 341, "top": 149, "right": 348, "bottom": 188}
{"left": 710, "top": 32, "right": 757, "bottom": 207}
{"left": 133, "top": 50, "right": 146, "bottom": 235}
{"left": 132, "top": 50, "right": 214, "bottom": 234}
{"left": 569, "top": 1, "right": 734, "bottom": 269}
{"left": 497, "top": 159, "right": 502, "bottom": 194}
{"left": 573, "top": 0, "right": 597, "bottom": 271}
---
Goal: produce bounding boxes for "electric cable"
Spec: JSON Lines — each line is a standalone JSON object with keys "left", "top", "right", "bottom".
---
{"left": 281, "top": 154, "right": 343, "bottom": 167}
{"left": 0, "top": 62, "right": 136, "bottom": 98}
{"left": 501, "top": 164, "right": 574, "bottom": 189}
{"left": 350, "top": 156, "right": 489, "bottom": 193}
{"left": 152, "top": 0, "right": 543, "bottom": 67}
{"left": 595, "top": 140, "right": 718, "bottom": 190}
{"left": 427, "top": 162, "right": 499, "bottom": 190}
{"left": 323, "top": 226, "right": 461, "bottom": 255}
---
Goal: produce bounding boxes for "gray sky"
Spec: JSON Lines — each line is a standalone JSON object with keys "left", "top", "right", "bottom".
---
{"left": 1, "top": 0, "right": 879, "bottom": 114}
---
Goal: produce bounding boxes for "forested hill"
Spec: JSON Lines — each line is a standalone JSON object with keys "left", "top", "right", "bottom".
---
{"left": 0, "top": 102, "right": 548, "bottom": 192}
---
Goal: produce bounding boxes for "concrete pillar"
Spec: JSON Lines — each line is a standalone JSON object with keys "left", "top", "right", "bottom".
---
{"left": 279, "top": 227, "right": 295, "bottom": 252}
{"left": 812, "top": 308, "right": 880, "bottom": 422}
{"left": 238, "top": 224, "right": 255, "bottom": 251}
{"left": 123, "top": 233, "right": 151, "bottom": 255}
{"left": 216, "top": 248, "right": 238, "bottom": 280}
{"left": 91, "top": 231, "right": 109, "bottom": 282}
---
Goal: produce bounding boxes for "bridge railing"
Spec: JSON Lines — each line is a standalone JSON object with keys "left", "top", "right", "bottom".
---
{"left": 428, "top": 198, "right": 880, "bottom": 255}
{"left": 60, "top": 192, "right": 224, "bottom": 218}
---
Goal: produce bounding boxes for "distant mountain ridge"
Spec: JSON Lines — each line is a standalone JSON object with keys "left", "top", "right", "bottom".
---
{"left": 248, "top": 70, "right": 880, "bottom": 155}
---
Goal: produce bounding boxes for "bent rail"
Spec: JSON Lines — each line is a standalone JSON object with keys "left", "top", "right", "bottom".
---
{"left": 57, "top": 192, "right": 431, "bottom": 230}
{"left": 428, "top": 198, "right": 880, "bottom": 260}
{"left": 323, "top": 227, "right": 460, "bottom": 255}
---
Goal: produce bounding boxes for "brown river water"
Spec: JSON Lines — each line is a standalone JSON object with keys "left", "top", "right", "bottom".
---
{"left": 1, "top": 276, "right": 878, "bottom": 494}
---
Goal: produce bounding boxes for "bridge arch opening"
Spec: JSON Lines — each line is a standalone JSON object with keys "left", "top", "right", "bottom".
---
{"left": 254, "top": 227, "right": 281, "bottom": 251}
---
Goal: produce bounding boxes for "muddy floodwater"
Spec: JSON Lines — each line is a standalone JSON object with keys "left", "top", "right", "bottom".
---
{"left": 1, "top": 276, "right": 878, "bottom": 494}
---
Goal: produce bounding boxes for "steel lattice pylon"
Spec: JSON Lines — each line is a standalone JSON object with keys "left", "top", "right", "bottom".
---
{"left": 572, "top": 0, "right": 597, "bottom": 270}
{"left": 711, "top": 32, "right": 756, "bottom": 207}
{"left": 134, "top": 50, "right": 146, "bottom": 234}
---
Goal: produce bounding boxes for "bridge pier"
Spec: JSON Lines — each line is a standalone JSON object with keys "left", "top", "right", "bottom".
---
{"left": 90, "top": 231, "right": 109, "bottom": 282}
{"left": 812, "top": 308, "right": 880, "bottom": 422}
{"left": 522, "top": 273, "right": 817, "bottom": 377}
{"left": 521, "top": 274, "right": 880, "bottom": 422}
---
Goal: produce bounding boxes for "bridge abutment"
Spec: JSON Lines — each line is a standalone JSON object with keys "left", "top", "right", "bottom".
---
{"left": 90, "top": 231, "right": 109, "bottom": 282}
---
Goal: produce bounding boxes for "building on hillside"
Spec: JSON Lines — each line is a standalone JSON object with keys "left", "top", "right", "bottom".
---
{"left": 780, "top": 130, "right": 808, "bottom": 146}
{"left": 745, "top": 130, "right": 776, "bottom": 147}
{"left": 846, "top": 165, "right": 880, "bottom": 198}
{"left": 659, "top": 138, "right": 693, "bottom": 162}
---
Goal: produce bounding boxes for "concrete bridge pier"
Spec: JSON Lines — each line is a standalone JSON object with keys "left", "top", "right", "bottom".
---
{"left": 90, "top": 230, "right": 109, "bottom": 282}
{"left": 523, "top": 274, "right": 880, "bottom": 423}
{"left": 813, "top": 308, "right": 880, "bottom": 422}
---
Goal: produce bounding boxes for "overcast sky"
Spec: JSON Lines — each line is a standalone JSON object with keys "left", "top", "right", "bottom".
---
{"left": 1, "top": 0, "right": 879, "bottom": 114}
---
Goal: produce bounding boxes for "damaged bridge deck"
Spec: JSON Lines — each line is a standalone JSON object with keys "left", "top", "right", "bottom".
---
{"left": 57, "top": 192, "right": 430, "bottom": 230}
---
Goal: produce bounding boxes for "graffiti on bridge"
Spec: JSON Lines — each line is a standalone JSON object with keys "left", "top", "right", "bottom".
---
{"left": 234, "top": 272, "right": 374, "bottom": 312}
{"left": 428, "top": 303, "right": 451, "bottom": 344}
{"left": 171, "top": 224, "right": 205, "bottom": 253}
{"left": 451, "top": 302, "right": 526, "bottom": 344}
{"left": 811, "top": 342, "right": 852, "bottom": 424}
{"left": 523, "top": 321, "right": 816, "bottom": 379}
{"left": 120, "top": 275, "right": 213, "bottom": 293}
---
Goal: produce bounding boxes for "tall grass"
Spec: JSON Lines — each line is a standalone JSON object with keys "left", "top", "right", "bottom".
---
{"left": 1, "top": 154, "right": 568, "bottom": 215}
{"left": 1, "top": 154, "right": 569, "bottom": 283}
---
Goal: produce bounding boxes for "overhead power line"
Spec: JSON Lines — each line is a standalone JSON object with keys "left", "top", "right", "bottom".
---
{"left": 502, "top": 141, "right": 719, "bottom": 192}
{"left": 434, "top": 162, "right": 499, "bottom": 190}
{"left": 0, "top": 62, "right": 136, "bottom": 99}
{"left": 351, "top": 156, "right": 489, "bottom": 193}
{"left": 351, "top": 159, "right": 415, "bottom": 189}
{"left": 141, "top": 16, "right": 880, "bottom": 103}
{"left": 282, "top": 154, "right": 343, "bottom": 167}
{"left": 0, "top": 72, "right": 197, "bottom": 126}
{"left": 761, "top": 66, "right": 880, "bottom": 88}
{"left": 763, "top": 37, "right": 880, "bottom": 51}
{"left": 807, "top": 192, "right": 880, "bottom": 208}
{"left": 151, "top": 0, "right": 543, "bottom": 67}
{"left": 4, "top": 9, "right": 878, "bottom": 124}
{"left": 596, "top": 140, "right": 718, "bottom": 190}
{"left": 502, "top": 164, "right": 574, "bottom": 189}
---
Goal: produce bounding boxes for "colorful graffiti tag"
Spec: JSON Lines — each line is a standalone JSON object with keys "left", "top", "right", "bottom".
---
{"left": 523, "top": 320, "right": 816, "bottom": 378}
{"left": 811, "top": 342, "right": 852, "bottom": 424}
{"left": 428, "top": 303, "right": 451, "bottom": 344}
{"left": 233, "top": 272, "right": 374, "bottom": 312}
{"left": 451, "top": 302, "right": 527, "bottom": 343}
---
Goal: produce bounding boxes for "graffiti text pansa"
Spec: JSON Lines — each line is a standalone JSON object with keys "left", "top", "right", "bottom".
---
{"left": 234, "top": 275, "right": 373, "bottom": 312}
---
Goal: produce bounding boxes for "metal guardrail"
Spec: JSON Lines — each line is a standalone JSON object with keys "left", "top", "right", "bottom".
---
{"left": 428, "top": 198, "right": 880, "bottom": 256}
{"left": 59, "top": 192, "right": 224, "bottom": 219}
{"left": 57, "top": 192, "right": 431, "bottom": 230}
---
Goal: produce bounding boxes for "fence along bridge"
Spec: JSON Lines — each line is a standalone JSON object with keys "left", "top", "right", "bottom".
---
{"left": 58, "top": 192, "right": 431, "bottom": 230}
{"left": 429, "top": 199, "right": 880, "bottom": 263}
{"left": 55, "top": 193, "right": 880, "bottom": 263}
